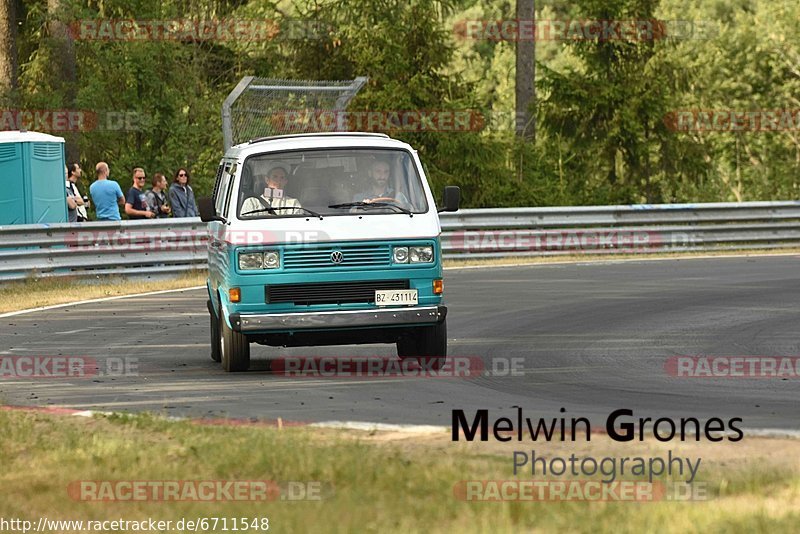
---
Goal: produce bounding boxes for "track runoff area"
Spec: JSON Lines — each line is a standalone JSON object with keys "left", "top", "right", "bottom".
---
{"left": 2, "top": 254, "right": 799, "bottom": 519}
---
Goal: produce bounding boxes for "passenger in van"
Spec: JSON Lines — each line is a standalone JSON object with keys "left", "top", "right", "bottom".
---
{"left": 353, "top": 159, "right": 410, "bottom": 207}
{"left": 240, "top": 162, "right": 303, "bottom": 216}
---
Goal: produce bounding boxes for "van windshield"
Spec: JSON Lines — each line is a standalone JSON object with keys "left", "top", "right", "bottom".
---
{"left": 237, "top": 148, "right": 429, "bottom": 219}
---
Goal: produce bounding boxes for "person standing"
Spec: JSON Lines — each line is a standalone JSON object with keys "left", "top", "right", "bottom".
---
{"left": 89, "top": 162, "right": 124, "bottom": 221}
{"left": 66, "top": 164, "right": 78, "bottom": 223}
{"left": 125, "top": 167, "right": 155, "bottom": 219}
{"left": 169, "top": 168, "right": 198, "bottom": 217}
{"left": 145, "top": 173, "right": 172, "bottom": 218}
{"left": 66, "top": 163, "right": 89, "bottom": 222}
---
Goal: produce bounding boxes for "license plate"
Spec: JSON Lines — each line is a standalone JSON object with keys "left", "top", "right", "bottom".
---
{"left": 375, "top": 289, "right": 418, "bottom": 306}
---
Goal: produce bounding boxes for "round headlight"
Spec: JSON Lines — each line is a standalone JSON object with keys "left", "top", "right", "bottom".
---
{"left": 393, "top": 247, "right": 409, "bottom": 263}
{"left": 263, "top": 250, "right": 280, "bottom": 269}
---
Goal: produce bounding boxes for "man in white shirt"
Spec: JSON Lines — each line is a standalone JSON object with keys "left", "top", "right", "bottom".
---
{"left": 66, "top": 163, "right": 89, "bottom": 222}
{"left": 240, "top": 162, "right": 303, "bottom": 216}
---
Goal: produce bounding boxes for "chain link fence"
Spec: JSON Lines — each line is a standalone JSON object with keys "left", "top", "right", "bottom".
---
{"left": 222, "top": 76, "right": 368, "bottom": 150}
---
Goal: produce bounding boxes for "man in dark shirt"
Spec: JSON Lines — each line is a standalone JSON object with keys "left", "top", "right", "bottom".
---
{"left": 125, "top": 167, "right": 155, "bottom": 219}
{"left": 144, "top": 173, "right": 172, "bottom": 218}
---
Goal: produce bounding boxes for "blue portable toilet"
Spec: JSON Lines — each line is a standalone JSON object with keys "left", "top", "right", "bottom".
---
{"left": 0, "top": 130, "right": 67, "bottom": 225}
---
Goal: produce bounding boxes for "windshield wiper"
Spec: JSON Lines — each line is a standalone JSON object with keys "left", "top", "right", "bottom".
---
{"left": 328, "top": 201, "right": 413, "bottom": 216}
{"left": 241, "top": 206, "right": 323, "bottom": 219}
{"left": 241, "top": 206, "right": 276, "bottom": 216}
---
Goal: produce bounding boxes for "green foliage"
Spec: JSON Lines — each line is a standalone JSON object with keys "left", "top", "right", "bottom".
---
{"left": 9, "top": 0, "right": 800, "bottom": 207}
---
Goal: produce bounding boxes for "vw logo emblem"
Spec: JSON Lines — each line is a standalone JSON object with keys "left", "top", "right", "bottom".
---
{"left": 330, "top": 251, "right": 344, "bottom": 264}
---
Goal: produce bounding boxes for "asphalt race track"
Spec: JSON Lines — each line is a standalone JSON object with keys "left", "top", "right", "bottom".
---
{"left": 2, "top": 256, "right": 799, "bottom": 430}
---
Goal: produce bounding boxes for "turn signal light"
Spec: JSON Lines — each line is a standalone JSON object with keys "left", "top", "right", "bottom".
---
{"left": 433, "top": 279, "right": 444, "bottom": 295}
{"left": 229, "top": 287, "right": 241, "bottom": 303}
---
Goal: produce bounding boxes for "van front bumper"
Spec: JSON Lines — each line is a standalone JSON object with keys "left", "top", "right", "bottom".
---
{"left": 230, "top": 305, "right": 447, "bottom": 333}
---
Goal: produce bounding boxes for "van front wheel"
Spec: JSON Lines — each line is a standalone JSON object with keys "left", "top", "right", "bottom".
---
{"left": 397, "top": 320, "right": 447, "bottom": 371}
{"left": 220, "top": 314, "right": 250, "bottom": 372}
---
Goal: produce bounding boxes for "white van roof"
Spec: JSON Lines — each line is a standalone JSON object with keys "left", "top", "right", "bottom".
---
{"left": 226, "top": 132, "right": 412, "bottom": 159}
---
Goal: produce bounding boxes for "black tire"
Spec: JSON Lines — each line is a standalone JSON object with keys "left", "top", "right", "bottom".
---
{"left": 397, "top": 320, "right": 447, "bottom": 371}
{"left": 209, "top": 302, "right": 221, "bottom": 362}
{"left": 220, "top": 313, "right": 250, "bottom": 372}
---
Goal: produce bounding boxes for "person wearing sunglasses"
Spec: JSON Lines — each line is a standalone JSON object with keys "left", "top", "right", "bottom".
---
{"left": 125, "top": 167, "right": 156, "bottom": 219}
{"left": 169, "top": 168, "right": 199, "bottom": 218}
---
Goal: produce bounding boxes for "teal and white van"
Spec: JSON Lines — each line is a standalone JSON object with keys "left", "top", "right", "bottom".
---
{"left": 199, "top": 132, "right": 460, "bottom": 372}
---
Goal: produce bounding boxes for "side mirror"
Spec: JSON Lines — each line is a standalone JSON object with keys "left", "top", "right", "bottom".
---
{"left": 438, "top": 186, "right": 460, "bottom": 213}
{"left": 198, "top": 197, "right": 222, "bottom": 222}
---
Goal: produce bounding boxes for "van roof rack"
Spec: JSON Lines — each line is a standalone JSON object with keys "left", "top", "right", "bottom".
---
{"left": 247, "top": 132, "right": 390, "bottom": 145}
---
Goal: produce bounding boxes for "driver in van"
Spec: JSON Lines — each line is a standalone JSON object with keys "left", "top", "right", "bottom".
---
{"left": 240, "top": 162, "right": 303, "bottom": 216}
{"left": 353, "top": 159, "right": 410, "bottom": 206}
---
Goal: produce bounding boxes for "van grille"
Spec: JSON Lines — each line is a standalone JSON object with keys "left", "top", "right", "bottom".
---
{"left": 266, "top": 279, "right": 409, "bottom": 305}
{"left": 283, "top": 245, "right": 391, "bottom": 269}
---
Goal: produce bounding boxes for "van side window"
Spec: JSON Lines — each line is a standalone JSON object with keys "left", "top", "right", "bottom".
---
{"left": 211, "top": 163, "right": 224, "bottom": 206}
{"left": 214, "top": 162, "right": 233, "bottom": 217}
{"left": 222, "top": 163, "right": 236, "bottom": 219}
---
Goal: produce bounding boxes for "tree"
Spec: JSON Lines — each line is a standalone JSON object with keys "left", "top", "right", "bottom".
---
{"left": 515, "top": 0, "right": 534, "bottom": 140}
{"left": 47, "top": 0, "right": 78, "bottom": 161}
{"left": 536, "top": 0, "right": 708, "bottom": 203}
{"left": 0, "top": 0, "right": 18, "bottom": 103}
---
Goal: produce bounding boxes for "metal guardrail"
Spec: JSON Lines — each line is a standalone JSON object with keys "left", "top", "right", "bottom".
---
{"left": 0, "top": 218, "right": 209, "bottom": 281}
{"left": 2, "top": 201, "right": 800, "bottom": 281}
{"left": 441, "top": 201, "right": 800, "bottom": 259}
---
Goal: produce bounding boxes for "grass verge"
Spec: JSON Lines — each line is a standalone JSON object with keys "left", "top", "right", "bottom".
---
{"left": 0, "top": 272, "right": 207, "bottom": 314}
{"left": 1, "top": 410, "right": 798, "bottom": 533}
